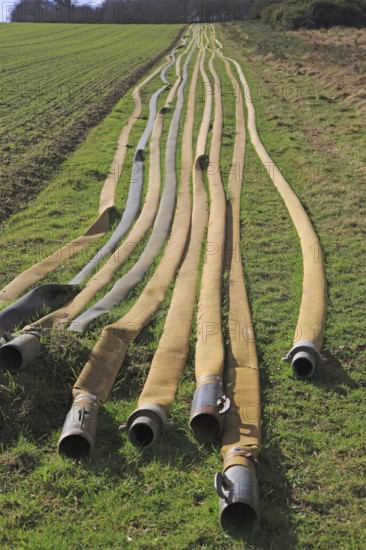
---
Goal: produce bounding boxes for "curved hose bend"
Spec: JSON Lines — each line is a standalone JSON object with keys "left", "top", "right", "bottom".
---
{"left": 213, "top": 30, "right": 327, "bottom": 375}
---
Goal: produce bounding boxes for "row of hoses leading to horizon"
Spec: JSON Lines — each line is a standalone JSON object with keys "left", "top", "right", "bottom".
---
{"left": 56, "top": 26, "right": 207, "bottom": 461}
{"left": 58, "top": 26, "right": 262, "bottom": 536}
{"left": 0, "top": 23, "right": 327, "bottom": 536}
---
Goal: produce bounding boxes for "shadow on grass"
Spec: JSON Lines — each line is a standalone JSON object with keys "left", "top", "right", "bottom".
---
{"left": 312, "top": 351, "right": 359, "bottom": 395}
{"left": 0, "top": 331, "right": 91, "bottom": 450}
{"left": 1, "top": 323, "right": 298, "bottom": 548}
{"left": 248, "top": 352, "right": 298, "bottom": 550}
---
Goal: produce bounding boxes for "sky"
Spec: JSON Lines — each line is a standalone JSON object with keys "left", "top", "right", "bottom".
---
{"left": 0, "top": 0, "right": 104, "bottom": 23}
{"left": 1, "top": 0, "right": 18, "bottom": 22}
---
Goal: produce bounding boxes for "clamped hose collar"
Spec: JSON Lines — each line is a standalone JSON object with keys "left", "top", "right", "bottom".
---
{"left": 0, "top": 330, "right": 42, "bottom": 373}
{"left": 282, "top": 340, "right": 324, "bottom": 379}
{"left": 189, "top": 375, "right": 230, "bottom": 444}
{"left": 126, "top": 404, "right": 171, "bottom": 449}
{"left": 58, "top": 394, "right": 99, "bottom": 460}
{"left": 215, "top": 465, "right": 259, "bottom": 535}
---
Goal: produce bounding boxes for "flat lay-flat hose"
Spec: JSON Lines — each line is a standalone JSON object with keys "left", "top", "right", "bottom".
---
{"left": 213, "top": 32, "right": 327, "bottom": 378}
{"left": 126, "top": 36, "right": 211, "bottom": 449}
{"left": 0, "top": 51, "right": 179, "bottom": 337}
{"left": 68, "top": 35, "right": 197, "bottom": 333}
{"left": 0, "top": 38, "right": 192, "bottom": 348}
{"left": 26, "top": 36, "right": 195, "bottom": 333}
{"left": 57, "top": 38, "right": 202, "bottom": 459}
{"left": 0, "top": 60, "right": 169, "bottom": 305}
{"left": 189, "top": 35, "right": 227, "bottom": 444}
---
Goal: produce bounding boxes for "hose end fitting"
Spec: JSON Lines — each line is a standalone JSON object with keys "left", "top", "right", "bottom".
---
{"left": 0, "top": 332, "right": 42, "bottom": 373}
{"left": 127, "top": 404, "right": 169, "bottom": 449}
{"left": 215, "top": 465, "right": 259, "bottom": 535}
{"left": 189, "top": 376, "right": 229, "bottom": 444}
{"left": 58, "top": 394, "right": 99, "bottom": 460}
{"left": 283, "top": 340, "right": 322, "bottom": 379}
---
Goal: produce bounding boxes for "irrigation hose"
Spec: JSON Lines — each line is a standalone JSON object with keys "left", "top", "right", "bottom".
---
{"left": 189, "top": 33, "right": 228, "bottom": 444}
{"left": 70, "top": 38, "right": 193, "bottom": 285}
{"left": 67, "top": 33, "right": 197, "bottom": 333}
{"left": 213, "top": 31, "right": 327, "bottom": 378}
{"left": 212, "top": 31, "right": 261, "bottom": 534}
{"left": 57, "top": 34, "right": 203, "bottom": 460}
{"left": 26, "top": 34, "right": 195, "bottom": 333}
{"left": 0, "top": 39, "right": 191, "bottom": 344}
{"left": 126, "top": 36, "right": 211, "bottom": 450}
{"left": 0, "top": 57, "right": 171, "bottom": 306}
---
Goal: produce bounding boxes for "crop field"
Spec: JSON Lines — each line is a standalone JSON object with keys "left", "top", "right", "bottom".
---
{"left": 0, "top": 23, "right": 182, "bottom": 223}
{"left": 0, "top": 19, "right": 365, "bottom": 550}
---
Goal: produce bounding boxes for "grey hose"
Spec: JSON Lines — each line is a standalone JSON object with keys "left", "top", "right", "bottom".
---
{"left": 70, "top": 51, "right": 178, "bottom": 285}
{"left": 69, "top": 36, "right": 197, "bottom": 333}
{"left": 0, "top": 285, "right": 77, "bottom": 338}
{"left": 0, "top": 47, "right": 180, "bottom": 336}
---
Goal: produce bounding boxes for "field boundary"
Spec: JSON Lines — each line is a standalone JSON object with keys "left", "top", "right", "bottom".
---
{"left": 0, "top": 25, "right": 186, "bottom": 227}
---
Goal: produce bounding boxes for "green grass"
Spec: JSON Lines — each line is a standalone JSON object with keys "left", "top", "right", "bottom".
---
{"left": 0, "top": 23, "right": 182, "bottom": 224}
{"left": 216, "top": 21, "right": 366, "bottom": 549}
{"left": 0, "top": 29, "right": 240, "bottom": 549}
{"left": 1, "top": 21, "right": 365, "bottom": 550}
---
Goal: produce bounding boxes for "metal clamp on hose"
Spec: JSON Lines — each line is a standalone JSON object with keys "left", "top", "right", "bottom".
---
{"left": 0, "top": 330, "right": 42, "bottom": 373}
{"left": 214, "top": 465, "right": 259, "bottom": 535}
{"left": 282, "top": 340, "right": 324, "bottom": 379}
{"left": 126, "top": 404, "right": 171, "bottom": 449}
{"left": 189, "top": 375, "right": 230, "bottom": 444}
{"left": 223, "top": 446, "right": 259, "bottom": 468}
{"left": 58, "top": 394, "right": 99, "bottom": 460}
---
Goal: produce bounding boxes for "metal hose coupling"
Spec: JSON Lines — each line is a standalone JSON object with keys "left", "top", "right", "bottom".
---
{"left": 215, "top": 464, "right": 260, "bottom": 535}
{"left": 0, "top": 330, "right": 42, "bottom": 373}
{"left": 189, "top": 375, "right": 230, "bottom": 444}
{"left": 126, "top": 404, "right": 170, "bottom": 449}
{"left": 58, "top": 394, "right": 99, "bottom": 460}
{"left": 283, "top": 340, "right": 324, "bottom": 379}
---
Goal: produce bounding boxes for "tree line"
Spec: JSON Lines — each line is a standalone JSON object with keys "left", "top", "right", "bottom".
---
{"left": 11, "top": 0, "right": 271, "bottom": 24}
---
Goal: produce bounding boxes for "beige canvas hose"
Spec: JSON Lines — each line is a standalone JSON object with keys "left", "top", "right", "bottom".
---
{"left": 57, "top": 35, "right": 203, "bottom": 460}
{"left": 68, "top": 33, "right": 197, "bottom": 332}
{"left": 214, "top": 31, "right": 327, "bottom": 378}
{"left": 126, "top": 37, "right": 212, "bottom": 449}
{"left": 0, "top": 61, "right": 168, "bottom": 305}
{"left": 212, "top": 30, "right": 261, "bottom": 534}
{"left": 0, "top": 37, "right": 192, "bottom": 358}
{"left": 28, "top": 37, "right": 194, "bottom": 332}
{"left": 189, "top": 33, "right": 227, "bottom": 444}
